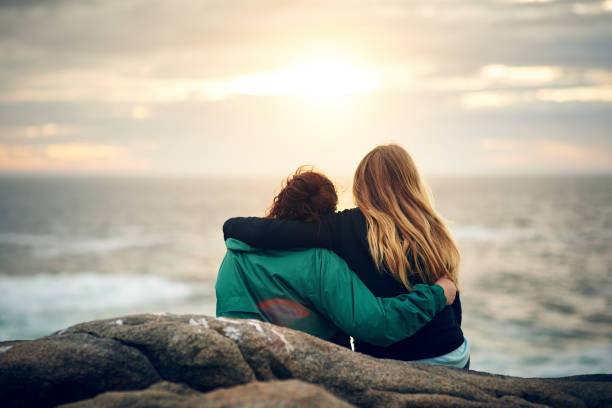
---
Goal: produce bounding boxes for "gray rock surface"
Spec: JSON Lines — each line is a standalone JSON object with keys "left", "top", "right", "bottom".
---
{"left": 61, "top": 379, "right": 355, "bottom": 408}
{"left": 1, "top": 313, "right": 611, "bottom": 407}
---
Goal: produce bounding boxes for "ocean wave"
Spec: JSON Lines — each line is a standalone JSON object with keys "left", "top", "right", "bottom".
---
{"left": 474, "top": 344, "right": 612, "bottom": 378}
{"left": 450, "top": 226, "right": 528, "bottom": 242}
{"left": 0, "top": 273, "right": 216, "bottom": 341}
{"left": 0, "top": 232, "right": 167, "bottom": 257}
{"left": 450, "top": 225, "right": 612, "bottom": 244}
{"left": 0, "top": 273, "right": 210, "bottom": 312}
{"left": 0, "top": 233, "right": 56, "bottom": 247}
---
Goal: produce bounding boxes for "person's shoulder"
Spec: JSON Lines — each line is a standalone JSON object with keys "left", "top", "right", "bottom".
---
{"left": 314, "top": 247, "right": 348, "bottom": 266}
{"left": 337, "top": 207, "right": 362, "bottom": 216}
{"left": 322, "top": 207, "right": 364, "bottom": 223}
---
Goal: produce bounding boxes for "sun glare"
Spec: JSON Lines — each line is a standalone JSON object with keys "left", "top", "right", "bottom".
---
{"left": 229, "top": 59, "right": 379, "bottom": 104}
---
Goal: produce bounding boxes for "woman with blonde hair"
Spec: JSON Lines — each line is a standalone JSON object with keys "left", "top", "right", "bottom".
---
{"left": 224, "top": 144, "right": 469, "bottom": 368}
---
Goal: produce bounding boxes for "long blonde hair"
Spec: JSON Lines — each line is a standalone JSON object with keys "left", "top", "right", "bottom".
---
{"left": 353, "top": 144, "right": 460, "bottom": 289}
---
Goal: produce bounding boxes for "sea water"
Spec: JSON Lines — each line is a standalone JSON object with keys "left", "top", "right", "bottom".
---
{"left": 0, "top": 174, "right": 610, "bottom": 378}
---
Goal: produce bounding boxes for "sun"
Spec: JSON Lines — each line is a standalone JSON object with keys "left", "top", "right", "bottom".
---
{"left": 229, "top": 58, "right": 379, "bottom": 104}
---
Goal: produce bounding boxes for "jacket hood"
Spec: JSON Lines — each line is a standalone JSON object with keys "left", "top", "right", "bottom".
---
{"left": 225, "top": 238, "right": 263, "bottom": 252}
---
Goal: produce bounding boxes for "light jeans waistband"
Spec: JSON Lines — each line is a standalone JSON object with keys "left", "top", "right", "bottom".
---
{"left": 412, "top": 338, "right": 470, "bottom": 368}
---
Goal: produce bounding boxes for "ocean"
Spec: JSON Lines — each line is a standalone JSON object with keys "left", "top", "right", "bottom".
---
{"left": 0, "top": 174, "right": 610, "bottom": 378}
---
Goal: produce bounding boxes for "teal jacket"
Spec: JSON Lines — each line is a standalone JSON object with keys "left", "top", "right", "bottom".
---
{"left": 215, "top": 239, "right": 447, "bottom": 347}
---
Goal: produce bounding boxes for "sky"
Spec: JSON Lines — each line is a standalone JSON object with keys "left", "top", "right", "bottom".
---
{"left": 0, "top": 0, "right": 611, "bottom": 176}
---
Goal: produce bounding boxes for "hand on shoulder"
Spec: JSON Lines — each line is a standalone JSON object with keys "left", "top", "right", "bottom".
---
{"left": 434, "top": 277, "right": 457, "bottom": 305}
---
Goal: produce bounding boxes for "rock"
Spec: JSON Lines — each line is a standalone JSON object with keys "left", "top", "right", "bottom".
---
{"left": 61, "top": 379, "right": 355, "bottom": 408}
{"left": 60, "top": 381, "right": 200, "bottom": 408}
{"left": 1, "top": 313, "right": 611, "bottom": 408}
{"left": 0, "top": 333, "right": 160, "bottom": 407}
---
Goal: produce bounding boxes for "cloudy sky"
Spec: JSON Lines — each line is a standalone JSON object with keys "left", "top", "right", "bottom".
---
{"left": 0, "top": 0, "right": 611, "bottom": 176}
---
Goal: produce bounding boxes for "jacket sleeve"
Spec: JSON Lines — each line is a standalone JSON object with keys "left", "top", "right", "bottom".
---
{"left": 308, "top": 249, "right": 447, "bottom": 347}
{"left": 223, "top": 216, "right": 336, "bottom": 250}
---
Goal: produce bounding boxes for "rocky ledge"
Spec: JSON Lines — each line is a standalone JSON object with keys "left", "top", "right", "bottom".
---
{"left": 1, "top": 314, "right": 610, "bottom": 408}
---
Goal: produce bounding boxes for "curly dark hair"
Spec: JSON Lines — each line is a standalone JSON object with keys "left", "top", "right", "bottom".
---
{"left": 266, "top": 167, "right": 338, "bottom": 222}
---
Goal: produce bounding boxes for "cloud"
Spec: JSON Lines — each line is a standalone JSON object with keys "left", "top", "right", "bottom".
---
{"left": 480, "top": 64, "right": 561, "bottom": 85}
{"left": 0, "top": 59, "right": 381, "bottom": 103}
{"left": 462, "top": 92, "right": 527, "bottom": 109}
{"left": 432, "top": 64, "right": 611, "bottom": 94}
{"left": 481, "top": 138, "right": 612, "bottom": 170}
{"left": 512, "top": 0, "right": 555, "bottom": 3}
{"left": 0, "top": 0, "right": 610, "bottom": 175}
{"left": 461, "top": 85, "right": 612, "bottom": 109}
{"left": 0, "top": 142, "right": 148, "bottom": 172}
{"left": 130, "top": 105, "right": 151, "bottom": 120}
{"left": 0, "top": 68, "right": 228, "bottom": 103}
{"left": 536, "top": 85, "right": 612, "bottom": 102}
{"left": 44, "top": 143, "right": 127, "bottom": 161}
{"left": 480, "top": 138, "right": 520, "bottom": 152}
{"left": 1, "top": 0, "right": 611, "bottom": 79}
{"left": 456, "top": 63, "right": 612, "bottom": 108}
{"left": 0, "top": 123, "right": 78, "bottom": 139}
{"left": 0, "top": 144, "right": 48, "bottom": 170}
{"left": 535, "top": 140, "right": 591, "bottom": 161}
{"left": 572, "top": 1, "right": 612, "bottom": 16}
{"left": 4, "top": 62, "right": 610, "bottom": 106}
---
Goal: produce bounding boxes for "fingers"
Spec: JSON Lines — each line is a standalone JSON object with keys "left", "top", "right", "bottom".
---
{"left": 434, "top": 277, "right": 457, "bottom": 305}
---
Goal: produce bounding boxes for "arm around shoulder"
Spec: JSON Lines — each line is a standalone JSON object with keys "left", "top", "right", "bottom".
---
{"left": 311, "top": 250, "right": 447, "bottom": 347}
{"left": 223, "top": 216, "right": 335, "bottom": 249}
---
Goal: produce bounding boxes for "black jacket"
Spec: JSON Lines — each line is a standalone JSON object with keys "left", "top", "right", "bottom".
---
{"left": 223, "top": 208, "right": 464, "bottom": 360}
